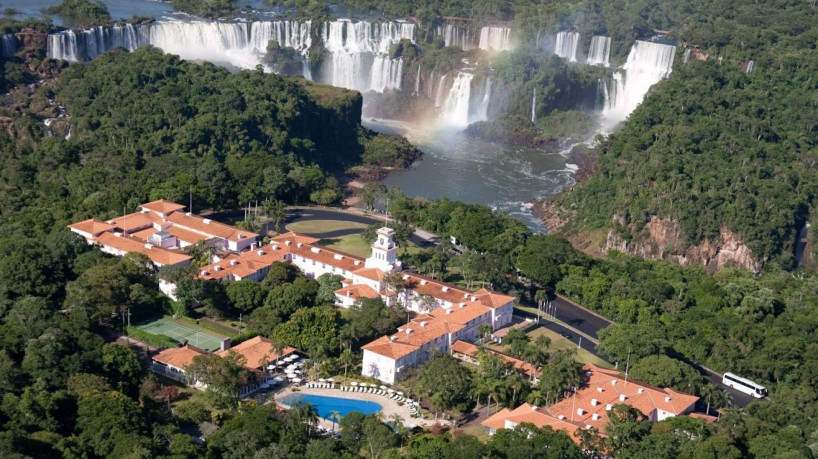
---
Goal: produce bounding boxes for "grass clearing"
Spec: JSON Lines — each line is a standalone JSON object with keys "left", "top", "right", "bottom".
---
{"left": 527, "top": 327, "right": 612, "bottom": 368}
{"left": 286, "top": 219, "right": 369, "bottom": 234}
{"left": 319, "top": 234, "right": 425, "bottom": 258}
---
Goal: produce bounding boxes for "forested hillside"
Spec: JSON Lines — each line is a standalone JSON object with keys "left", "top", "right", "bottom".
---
{"left": 546, "top": 1, "right": 818, "bottom": 270}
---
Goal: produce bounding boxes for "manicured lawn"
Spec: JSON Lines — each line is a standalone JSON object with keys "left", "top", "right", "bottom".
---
{"left": 286, "top": 219, "right": 369, "bottom": 234}
{"left": 319, "top": 234, "right": 425, "bottom": 259}
{"left": 527, "top": 327, "right": 612, "bottom": 368}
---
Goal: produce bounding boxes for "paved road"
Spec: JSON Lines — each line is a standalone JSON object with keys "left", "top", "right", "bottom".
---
{"left": 518, "top": 297, "right": 757, "bottom": 408}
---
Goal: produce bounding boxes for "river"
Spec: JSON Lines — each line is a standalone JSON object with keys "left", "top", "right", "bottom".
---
{"left": 7, "top": 0, "right": 577, "bottom": 232}
{"left": 366, "top": 119, "right": 575, "bottom": 231}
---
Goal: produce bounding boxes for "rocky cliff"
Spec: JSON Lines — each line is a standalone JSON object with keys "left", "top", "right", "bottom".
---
{"left": 603, "top": 216, "right": 762, "bottom": 273}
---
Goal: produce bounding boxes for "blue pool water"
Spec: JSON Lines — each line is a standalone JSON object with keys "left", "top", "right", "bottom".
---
{"left": 281, "top": 394, "right": 381, "bottom": 420}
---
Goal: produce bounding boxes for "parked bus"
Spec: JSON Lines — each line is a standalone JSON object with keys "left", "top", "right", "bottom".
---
{"left": 723, "top": 372, "right": 767, "bottom": 398}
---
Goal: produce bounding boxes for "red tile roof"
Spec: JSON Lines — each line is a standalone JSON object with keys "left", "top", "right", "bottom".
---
{"left": 153, "top": 345, "right": 206, "bottom": 369}
{"left": 167, "top": 212, "right": 258, "bottom": 243}
{"left": 106, "top": 211, "right": 161, "bottom": 232}
{"left": 216, "top": 336, "right": 297, "bottom": 370}
{"left": 141, "top": 199, "right": 186, "bottom": 215}
{"left": 336, "top": 284, "right": 381, "bottom": 300}
{"left": 68, "top": 218, "right": 116, "bottom": 236}
{"left": 95, "top": 232, "right": 193, "bottom": 266}
{"left": 482, "top": 404, "right": 582, "bottom": 442}
{"left": 198, "top": 245, "right": 290, "bottom": 281}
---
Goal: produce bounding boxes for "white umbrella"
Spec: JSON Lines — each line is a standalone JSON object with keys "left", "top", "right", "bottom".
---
{"left": 294, "top": 369, "right": 302, "bottom": 374}
{"left": 295, "top": 361, "right": 305, "bottom": 367}
{"left": 387, "top": 389, "right": 395, "bottom": 394}
{"left": 267, "top": 364, "right": 276, "bottom": 370}
{"left": 327, "top": 378, "right": 335, "bottom": 382}
{"left": 276, "top": 360, "right": 285, "bottom": 365}
{"left": 379, "top": 385, "right": 387, "bottom": 390}
{"left": 269, "top": 380, "right": 279, "bottom": 386}
{"left": 369, "top": 383, "right": 378, "bottom": 388}
{"left": 273, "top": 377, "right": 284, "bottom": 383}
{"left": 259, "top": 383, "right": 270, "bottom": 389}
{"left": 286, "top": 355, "right": 298, "bottom": 361}
{"left": 397, "top": 391, "right": 404, "bottom": 396}
{"left": 350, "top": 382, "right": 358, "bottom": 386}
{"left": 319, "top": 378, "right": 327, "bottom": 383}
{"left": 292, "top": 377, "right": 302, "bottom": 383}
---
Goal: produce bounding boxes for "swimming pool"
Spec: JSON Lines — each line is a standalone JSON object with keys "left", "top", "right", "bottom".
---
{"left": 281, "top": 394, "right": 382, "bottom": 420}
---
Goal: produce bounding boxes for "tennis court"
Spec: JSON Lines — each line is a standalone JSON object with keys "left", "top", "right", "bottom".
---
{"left": 137, "top": 316, "right": 227, "bottom": 351}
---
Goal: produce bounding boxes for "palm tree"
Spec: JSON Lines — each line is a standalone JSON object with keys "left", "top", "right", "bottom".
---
{"left": 292, "top": 400, "right": 319, "bottom": 434}
{"left": 329, "top": 410, "right": 341, "bottom": 433}
{"left": 534, "top": 289, "right": 549, "bottom": 317}
{"left": 699, "top": 383, "right": 731, "bottom": 416}
{"left": 339, "top": 348, "right": 355, "bottom": 380}
{"left": 390, "top": 413, "right": 408, "bottom": 447}
{"left": 505, "top": 373, "right": 528, "bottom": 406}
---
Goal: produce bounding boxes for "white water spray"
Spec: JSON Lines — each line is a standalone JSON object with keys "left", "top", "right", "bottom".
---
{"left": 586, "top": 36, "right": 610, "bottom": 67}
{"left": 601, "top": 40, "right": 676, "bottom": 126}
{"left": 554, "top": 31, "right": 580, "bottom": 62}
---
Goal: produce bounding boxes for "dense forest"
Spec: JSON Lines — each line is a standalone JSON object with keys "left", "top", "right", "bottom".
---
{"left": 546, "top": 0, "right": 818, "bottom": 268}
{"left": 0, "top": 0, "right": 817, "bottom": 456}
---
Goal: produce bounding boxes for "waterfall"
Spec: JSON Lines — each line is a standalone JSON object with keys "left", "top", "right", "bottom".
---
{"left": 587, "top": 36, "right": 610, "bottom": 67}
{"left": 746, "top": 60, "right": 755, "bottom": 73}
{"left": 602, "top": 40, "right": 675, "bottom": 125}
{"left": 434, "top": 75, "right": 447, "bottom": 107}
{"left": 531, "top": 89, "right": 537, "bottom": 123}
{"left": 435, "top": 23, "right": 475, "bottom": 50}
{"left": 47, "top": 19, "right": 412, "bottom": 94}
{"left": 413, "top": 66, "right": 420, "bottom": 96}
{"left": 440, "top": 72, "right": 474, "bottom": 127}
{"left": 48, "top": 23, "right": 144, "bottom": 61}
{"left": 427, "top": 70, "right": 435, "bottom": 98}
{"left": 682, "top": 48, "right": 691, "bottom": 64}
{"left": 47, "top": 20, "right": 313, "bottom": 68}
{"left": 369, "top": 55, "right": 403, "bottom": 93}
{"left": 319, "top": 19, "right": 414, "bottom": 92}
{"left": 554, "top": 31, "right": 579, "bottom": 62}
{"left": 1, "top": 34, "right": 18, "bottom": 58}
{"left": 474, "top": 77, "right": 492, "bottom": 123}
{"left": 478, "top": 26, "right": 511, "bottom": 51}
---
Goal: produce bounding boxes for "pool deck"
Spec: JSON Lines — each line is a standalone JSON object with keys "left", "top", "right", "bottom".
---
{"left": 274, "top": 385, "right": 447, "bottom": 430}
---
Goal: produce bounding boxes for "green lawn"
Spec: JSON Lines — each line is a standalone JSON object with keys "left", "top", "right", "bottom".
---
{"left": 286, "top": 219, "right": 369, "bottom": 234}
{"left": 527, "top": 327, "right": 612, "bottom": 368}
{"left": 319, "top": 234, "right": 425, "bottom": 259}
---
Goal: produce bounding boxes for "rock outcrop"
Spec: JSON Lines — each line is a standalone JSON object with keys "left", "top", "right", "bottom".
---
{"left": 604, "top": 216, "right": 762, "bottom": 273}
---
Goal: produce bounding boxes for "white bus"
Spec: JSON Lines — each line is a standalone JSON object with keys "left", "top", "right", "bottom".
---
{"left": 723, "top": 372, "right": 767, "bottom": 398}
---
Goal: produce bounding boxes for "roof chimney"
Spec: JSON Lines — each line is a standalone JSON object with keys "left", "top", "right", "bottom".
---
{"left": 420, "top": 280, "right": 427, "bottom": 285}
{"left": 446, "top": 309, "right": 453, "bottom": 315}
{"left": 200, "top": 270, "right": 209, "bottom": 276}
{"left": 214, "top": 266, "right": 222, "bottom": 271}
{"left": 558, "top": 415, "right": 566, "bottom": 420}
{"left": 420, "top": 321, "right": 428, "bottom": 327}
{"left": 442, "top": 286, "right": 449, "bottom": 292}
{"left": 203, "top": 218, "right": 211, "bottom": 224}
{"left": 257, "top": 250, "right": 266, "bottom": 256}
{"left": 405, "top": 328, "right": 413, "bottom": 335}
{"left": 606, "top": 404, "right": 613, "bottom": 411}
{"left": 577, "top": 408, "right": 584, "bottom": 416}
{"left": 638, "top": 388, "right": 644, "bottom": 394}
{"left": 597, "top": 387, "right": 604, "bottom": 393}
{"left": 230, "top": 260, "right": 238, "bottom": 266}
{"left": 619, "top": 394, "right": 627, "bottom": 402}
{"left": 591, "top": 399, "right": 599, "bottom": 406}
{"left": 611, "top": 379, "right": 617, "bottom": 385}
{"left": 664, "top": 396, "right": 671, "bottom": 402}
{"left": 592, "top": 413, "right": 600, "bottom": 421}
{"left": 389, "top": 336, "right": 397, "bottom": 342}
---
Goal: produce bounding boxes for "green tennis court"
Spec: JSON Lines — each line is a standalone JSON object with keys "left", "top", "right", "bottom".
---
{"left": 137, "top": 316, "right": 227, "bottom": 351}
